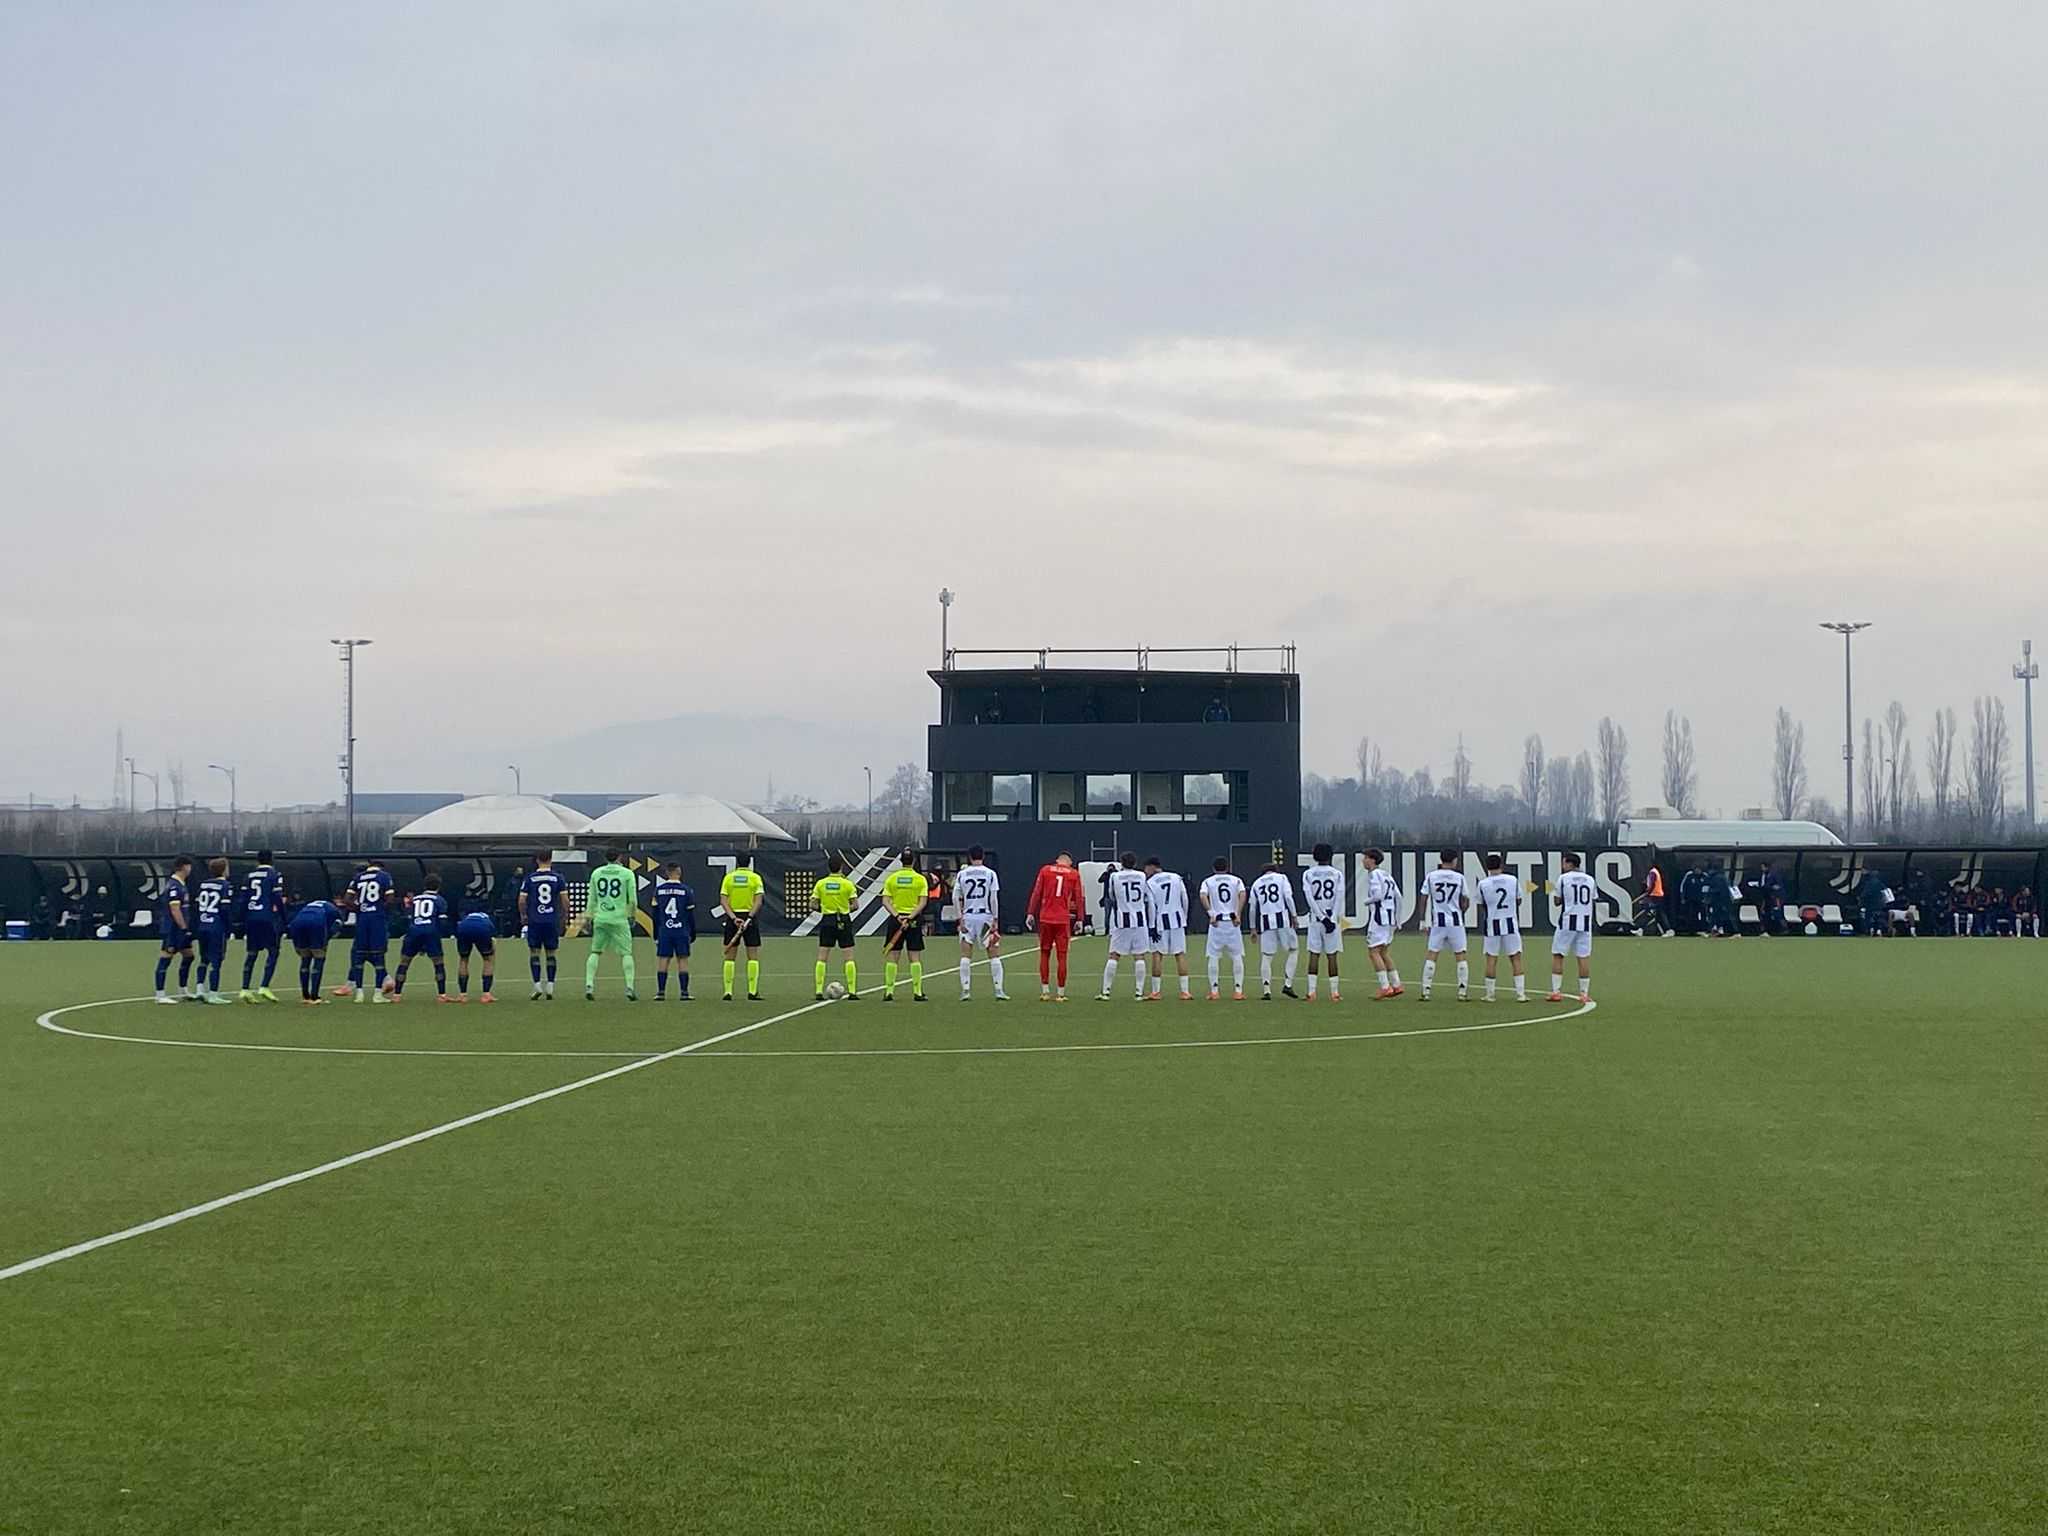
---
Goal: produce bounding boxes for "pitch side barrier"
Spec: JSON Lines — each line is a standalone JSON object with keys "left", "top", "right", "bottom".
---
{"left": 6, "top": 846, "right": 2041, "bottom": 941}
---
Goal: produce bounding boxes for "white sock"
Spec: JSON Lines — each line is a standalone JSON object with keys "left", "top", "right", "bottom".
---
{"left": 1484, "top": 977, "right": 1496, "bottom": 999}
{"left": 1552, "top": 973, "right": 1564, "bottom": 995}
{"left": 1231, "top": 955, "right": 1245, "bottom": 990}
{"left": 1580, "top": 978, "right": 1591, "bottom": 998}
{"left": 1259, "top": 955, "right": 1273, "bottom": 989}
{"left": 1456, "top": 960, "right": 1470, "bottom": 991}
{"left": 1306, "top": 974, "right": 1319, "bottom": 998}
{"left": 1422, "top": 959, "right": 1436, "bottom": 993}
{"left": 1514, "top": 976, "right": 1526, "bottom": 999}
{"left": 1102, "top": 959, "right": 1117, "bottom": 995}
{"left": 990, "top": 957, "right": 1004, "bottom": 991}
{"left": 1284, "top": 951, "right": 1297, "bottom": 988}
{"left": 1179, "top": 973, "right": 1192, "bottom": 997}
{"left": 1134, "top": 969, "right": 1145, "bottom": 997}
{"left": 1208, "top": 955, "right": 1220, "bottom": 990}
{"left": 1149, "top": 974, "right": 1162, "bottom": 996}
{"left": 1376, "top": 969, "right": 1389, "bottom": 990}
{"left": 959, "top": 958, "right": 972, "bottom": 992}
{"left": 1389, "top": 969, "right": 1400, "bottom": 989}
{"left": 1330, "top": 977, "right": 1340, "bottom": 999}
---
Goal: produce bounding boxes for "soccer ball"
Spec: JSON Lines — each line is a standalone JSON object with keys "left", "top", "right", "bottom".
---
{"left": 824, "top": 981, "right": 848, "bottom": 1000}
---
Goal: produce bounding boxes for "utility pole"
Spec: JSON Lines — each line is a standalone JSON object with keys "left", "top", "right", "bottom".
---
{"left": 864, "top": 765, "right": 873, "bottom": 841}
{"left": 210, "top": 763, "right": 238, "bottom": 850}
{"left": 2017, "top": 640, "right": 2039, "bottom": 827}
{"left": 508, "top": 764, "right": 522, "bottom": 796}
{"left": 939, "top": 588, "right": 955, "bottom": 668}
{"left": 331, "top": 638, "right": 373, "bottom": 851}
{"left": 1820, "top": 622, "right": 1871, "bottom": 843}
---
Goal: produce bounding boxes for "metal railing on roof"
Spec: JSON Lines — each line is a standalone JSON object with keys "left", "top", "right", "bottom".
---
{"left": 941, "top": 645, "right": 1297, "bottom": 675}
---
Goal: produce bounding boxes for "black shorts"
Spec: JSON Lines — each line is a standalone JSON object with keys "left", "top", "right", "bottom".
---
{"left": 885, "top": 915, "right": 924, "bottom": 953}
{"left": 721, "top": 914, "right": 762, "bottom": 948}
{"left": 816, "top": 914, "right": 855, "bottom": 949}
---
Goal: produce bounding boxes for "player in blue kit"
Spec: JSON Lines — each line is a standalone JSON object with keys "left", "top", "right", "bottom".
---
{"left": 153, "top": 856, "right": 196, "bottom": 1004}
{"left": 653, "top": 862, "right": 696, "bottom": 1001}
{"left": 519, "top": 852, "right": 567, "bottom": 1000}
{"left": 454, "top": 906, "right": 497, "bottom": 1003}
{"left": 338, "top": 859, "right": 396, "bottom": 1002}
{"left": 385, "top": 874, "right": 453, "bottom": 1002}
{"left": 193, "top": 856, "right": 235, "bottom": 1004}
{"left": 238, "top": 851, "right": 287, "bottom": 1004}
{"left": 288, "top": 898, "right": 346, "bottom": 1004}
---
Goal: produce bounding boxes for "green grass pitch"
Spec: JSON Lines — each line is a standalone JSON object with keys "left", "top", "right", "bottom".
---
{"left": 1, "top": 933, "right": 2041, "bottom": 1534}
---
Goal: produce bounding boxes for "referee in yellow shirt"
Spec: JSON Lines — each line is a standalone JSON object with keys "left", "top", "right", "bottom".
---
{"left": 880, "top": 848, "right": 931, "bottom": 1002}
{"left": 811, "top": 855, "right": 861, "bottom": 1000}
{"left": 719, "top": 853, "right": 768, "bottom": 1001}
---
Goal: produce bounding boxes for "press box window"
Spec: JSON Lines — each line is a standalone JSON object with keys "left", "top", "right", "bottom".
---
{"left": 1042, "top": 772, "right": 1082, "bottom": 820}
{"left": 944, "top": 772, "right": 1033, "bottom": 821}
{"left": 1085, "top": 773, "right": 1131, "bottom": 820}
{"left": 1138, "top": 771, "right": 1238, "bottom": 821}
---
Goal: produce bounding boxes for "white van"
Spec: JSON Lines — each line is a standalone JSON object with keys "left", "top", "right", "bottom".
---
{"left": 1614, "top": 817, "right": 1843, "bottom": 848}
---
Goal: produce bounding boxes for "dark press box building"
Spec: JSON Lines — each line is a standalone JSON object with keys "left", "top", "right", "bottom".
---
{"left": 926, "top": 649, "right": 1303, "bottom": 926}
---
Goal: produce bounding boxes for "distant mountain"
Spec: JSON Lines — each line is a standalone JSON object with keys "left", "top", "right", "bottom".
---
{"left": 511, "top": 713, "right": 924, "bottom": 806}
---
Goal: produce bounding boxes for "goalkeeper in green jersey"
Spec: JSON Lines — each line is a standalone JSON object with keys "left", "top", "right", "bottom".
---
{"left": 582, "top": 847, "right": 639, "bottom": 1001}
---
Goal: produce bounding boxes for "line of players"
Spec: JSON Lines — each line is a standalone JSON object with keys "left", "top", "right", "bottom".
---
{"left": 992, "top": 844, "right": 1600, "bottom": 1005}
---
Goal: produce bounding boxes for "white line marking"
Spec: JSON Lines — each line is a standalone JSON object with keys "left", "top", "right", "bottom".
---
{"left": 36, "top": 1000, "right": 661, "bottom": 1059}
{"left": 694, "top": 1000, "right": 1599, "bottom": 1056}
{"left": 1, "top": 994, "right": 831, "bottom": 1283}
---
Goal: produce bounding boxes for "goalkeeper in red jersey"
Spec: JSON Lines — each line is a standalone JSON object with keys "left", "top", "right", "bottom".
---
{"left": 1025, "top": 851, "right": 1085, "bottom": 1002}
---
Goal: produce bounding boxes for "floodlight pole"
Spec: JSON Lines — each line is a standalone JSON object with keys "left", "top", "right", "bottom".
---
{"left": 939, "top": 589, "right": 954, "bottom": 668}
{"left": 209, "top": 763, "right": 237, "bottom": 850}
{"left": 332, "top": 638, "right": 373, "bottom": 851}
{"left": 509, "top": 764, "right": 522, "bottom": 796}
{"left": 2017, "top": 640, "right": 2039, "bottom": 827}
{"left": 1820, "top": 622, "right": 1870, "bottom": 843}
{"left": 864, "top": 765, "right": 873, "bottom": 841}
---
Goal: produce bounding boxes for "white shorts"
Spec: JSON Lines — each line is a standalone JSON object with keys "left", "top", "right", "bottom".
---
{"left": 1552, "top": 930, "right": 1593, "bottom": 960}
{"left": 1258, "top": 926, "right": 1298, "bottom": 957}
{"left": 1305, "top": 921, "right": 1344, "bottom": 955}
{"left": 1107, "top": 925, "right": 1149, "bottom": 958}
{"left": 1365, "top": 922, "right": 1394, "bottom": 950}
{"left": 1153, "top": 925, "right": 1188, "bottom": 957}
{"left": 1483, "top": 930, "right": 1523, "bottom": 958}
{"left": 1426, "top": 923, "right": 1468, "bottom": 955}
{"left": 959, "top": 915, "right": 998, "bottom": 948}
{"left": 1206, "top": 923, "right": 1245, "bottom": 957}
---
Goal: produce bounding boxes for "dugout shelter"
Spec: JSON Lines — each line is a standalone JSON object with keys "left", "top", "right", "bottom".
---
{"left": 926, "top": 647, "right": 1302, "bottom": 928}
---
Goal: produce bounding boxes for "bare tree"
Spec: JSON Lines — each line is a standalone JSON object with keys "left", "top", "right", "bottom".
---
{"left": 1302, "top": 772, "right": 1329, "bottom": 815}
{"left": 1449, "top": 736, "right": 1474, "bottom": 804}
{"left": 1594, "top": 717, "right": 1630, "bottom": 828}
{"left": 1519, "top": 734, "right": 1546, "bottom": 820}
{"left": 1569, "top": 751, "right": 1595, "bottom": 829}
{"left": 875, "top": 761, "right": 931, "bottom": 833}
{"left": 1881, "top": 701, "right": 1912, "bottom": 838}
{"left": 1661, "top": 710, "right": 1699, "bottom": 816}
{"left": 1967, "top": 696, "right": 2011, "bottom": 832}
{"left": 1355, "top": 736, "right": 1383, "bottom": 787}
{"left": 1926, "top": 706, "right": 1958, "bottom": 827}
{"left": 1859, "top": 718, "right": 1883, "bottom": 835}
{"left": 1771, "top": 708, "right": 1808, "bottom": 820}
{"left": 1543, "top": 755, "right": 1572, "bottom": 825}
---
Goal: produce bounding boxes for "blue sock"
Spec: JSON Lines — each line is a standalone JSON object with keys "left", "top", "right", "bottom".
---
{"left": 545, "top": 954, "right": 557, "bottom": 982}
{"left": 348, "top": 957, "right": 363, "bottom": 988}
{"left": 242, "top": 951, "right": 257, "bottom": 988}
{"left": 432, "top": 963, "right": 447, "bottom": 994}
{"left": 154, "top": 957, "right": 170, "bottom": 991}
{"left": 678, "top": 970, "right": 690, "bottom": 996}
{"left": 458, "top": 970, "right": 469, "bottom": 995}
{"left": 530, "top": 952, "right": 543, "bottom": 983}
{"left": 299, "top": 954, "right": 314, "bottom": 998}
{"left": 374, "top": 962, "right": 388, "bottom": 990}
{"left": 311, "top": 954, "right": 326, "bottom": 994}
{"left": 261, "top": 947, "right": 280, "bottom": 986}
{"left": 657, "top": 970, "right": 668, "bottom": 997}
{"left": 178, "top": 956, "right": 193, "bottom": 988}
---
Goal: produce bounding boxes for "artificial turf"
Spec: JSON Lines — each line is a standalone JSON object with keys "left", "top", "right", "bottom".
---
{"left": 1, "top": 933, "right": 2041, "bottom": 1534}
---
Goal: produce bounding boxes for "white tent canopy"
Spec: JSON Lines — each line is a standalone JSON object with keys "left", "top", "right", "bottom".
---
{"left": 586, "top": 794, "right": 796, "bottom": 844}
{"left": 391, "top": 794, "right": 595, "bottom": 844}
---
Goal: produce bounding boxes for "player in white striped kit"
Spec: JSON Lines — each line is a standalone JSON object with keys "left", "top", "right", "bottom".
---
{"left": 953, "top": 849, "right": 1005, "bottom": 1001}
{"left": 1247, "top": 864, "right": 1300, "bottom": 1000}
{"left": 1099, "top": 852, "right": 1155, "bottom": 1000}
{"left": 1421, "top": 852, "right": 1470, "bottom": 1002}
{"left": 1143, "top": 856, "right": 1192, "bottom": 1000}
{"left": 1549, "top": 853, "right": 1598, "bottom": 1001}
{"left": 1300, "top": 842, "right": 1345, "bottom": 1002}
{"left": 1363, "top": 847, "right": 1403, "bottom": 998}
{"left": 1198, "top": 858, "right": 1247, "bottom": 1001}
{"left": 1475, "top": 853, "right": 1526, "bottom": 1003}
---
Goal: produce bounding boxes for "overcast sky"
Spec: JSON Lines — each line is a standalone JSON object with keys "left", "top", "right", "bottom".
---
{"left": 3, "top": 1, "right": 2042, "bottom": 814}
